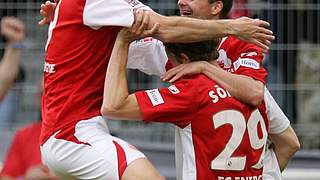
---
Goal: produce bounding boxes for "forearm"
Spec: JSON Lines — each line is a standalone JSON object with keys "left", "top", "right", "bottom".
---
{"left": 101, "top": 35, "right": 143, "bottom": 120}
{"left": 269, "top": 126, "right": 300, "bottom": 171}
{"left": 102, "top": 38, "right": 130, "bottom": 112}
{"left": 201, "top": 62, "right": 264, "bottom": 106}
{"left": 0, "top": 45, "right": 21, "bottom": 101}
{"left": 149, "top": 12, "right": 233, "bottom": 43}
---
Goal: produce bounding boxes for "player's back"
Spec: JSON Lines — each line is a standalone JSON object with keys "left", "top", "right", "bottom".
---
{"left": 176, "top": 75, "right": 269, "bottom": 180}
{"left": 41, "top": 0, "right": 122, "bottom": 144}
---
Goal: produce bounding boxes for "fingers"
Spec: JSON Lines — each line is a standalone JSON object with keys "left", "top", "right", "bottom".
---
{"left": 131, "top": 9, "right": 145, "bottom": 34}
{"left": 38, "top": 1, "right": 56, "bottom": 25}
{"left": 256, "top": 26, "right": 274, "bottom": 38}
{"left": 136, "top": 10, "right": 149, "bottom": 35}
{"left": 254, "top": 19, "right": 270, "bottom": 28}
{"left": 1, "top": 17, "right": 25, "bottom": 42}
{"left": 161, "top": 64, "right": 186, "bottom": 82}
{"left": 253, "top": 32, "right": 275, "bottom": 52}
{"left": 258, "top": 39, "right": 272, "bottom": 54}
{"left": 130, "top": 10, "right": 158, "bottom": 38}
{"left": 142, "top": 23, "right": 160, "bottom": 37}
{"left": 2, "top": 17, "right": 25, "bottom": 31}
{"left": 168, "top": 71, "right": 184, "bottom": 83}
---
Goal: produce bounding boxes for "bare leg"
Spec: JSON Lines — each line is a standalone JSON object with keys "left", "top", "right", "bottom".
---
{"left": 122, "top": 158, "right": 165, "bottom": 180}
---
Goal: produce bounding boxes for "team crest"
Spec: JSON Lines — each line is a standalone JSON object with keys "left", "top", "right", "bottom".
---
{"left": 168, "top": 85, "right": 180, "bottom": 94}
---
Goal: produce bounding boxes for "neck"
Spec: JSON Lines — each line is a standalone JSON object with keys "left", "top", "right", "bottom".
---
{"left": 209, "top": 60, "right": 219, "bottom": 67}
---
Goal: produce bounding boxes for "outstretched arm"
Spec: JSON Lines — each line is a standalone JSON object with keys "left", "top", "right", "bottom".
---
{"left": 159, "top": 14, "right": 270, "bottom": 48}
{"left": 162, "top": 61, "right": 264, "bottom": 106}
{"left": 0, "top": 17, "right": 25, "bottom": 102}
{"left": 101, "top": 29, "right": 144, "bottom": 120}
{"left": 131, "top": 10, "right": 273, "bottom": 51}
{"left": 38, "top": 2, "right": 274, "bottom": 51}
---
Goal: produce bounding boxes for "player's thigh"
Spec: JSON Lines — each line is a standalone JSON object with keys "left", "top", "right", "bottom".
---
{"left": 122, "top": 157, "right": 165, "bottom": 180}
{"left": 41, "top": 136, "right": 117, "bottom": 179}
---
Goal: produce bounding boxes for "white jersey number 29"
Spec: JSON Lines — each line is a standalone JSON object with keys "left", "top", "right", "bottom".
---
{"left": 211, "top": 109, "right": 267, "bottom": 171}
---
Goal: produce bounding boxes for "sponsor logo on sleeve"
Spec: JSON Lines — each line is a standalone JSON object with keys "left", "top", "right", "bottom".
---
{"left": 168, "top": 85, "right": 180, "bottom": 94}
{"left": 146, "top": 89, "right": 164, "bottom": 106}
{"left": 233, "top": 58, "right": 260, "bottom": 71}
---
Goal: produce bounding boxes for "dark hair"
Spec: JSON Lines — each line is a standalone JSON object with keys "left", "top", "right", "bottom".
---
{"left": 208, "top": 0, "right": 233, "bottom": 18}
{"left": 164, "top": 40, "right": 219, "bottom": 62}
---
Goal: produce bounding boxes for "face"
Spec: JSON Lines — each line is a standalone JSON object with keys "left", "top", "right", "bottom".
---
{"left": 165, "top": 50, "right": 181, "bottom": 67}
{"left": 177, "top": 0, "right": 218, "bottom": 19}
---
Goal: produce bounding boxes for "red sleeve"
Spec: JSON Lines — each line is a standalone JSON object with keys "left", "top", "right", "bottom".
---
{"left": 1, "top": 131, "right": 25, "bottom": 178}
{"left": 232, "top": 43, "right": 267, "bottom": 84}
{"left": 135, "top": 79, "right": 197, "bottom": 128}
{"left": 220, "top": 36, "right": 268, "bottom": 84}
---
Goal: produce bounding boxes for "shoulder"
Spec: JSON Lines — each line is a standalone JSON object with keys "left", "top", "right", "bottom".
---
{"left": 222, "top": 36, "right": 262, "bottom": 52}
{"left": 172, "top": 74, "right": 216, "bottom": 96}
{"left": 175, "top": 74, "right": 213, "bottom": 85}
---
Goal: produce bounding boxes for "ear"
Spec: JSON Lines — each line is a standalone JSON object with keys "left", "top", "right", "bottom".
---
{"left": 180, "top": 53, "right": 191, "bottom": 64}
{"left": 210, "top": 1, "right": 223, "bottom": 17}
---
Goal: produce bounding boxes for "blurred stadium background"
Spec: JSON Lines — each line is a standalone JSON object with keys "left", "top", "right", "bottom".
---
{"left": 0, "top": 0, "right": 319, "bottom": 179}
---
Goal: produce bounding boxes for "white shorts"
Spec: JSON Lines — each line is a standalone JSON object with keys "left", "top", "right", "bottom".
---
{"left": 40, "top": 116, "right": 145, "bottom": 180}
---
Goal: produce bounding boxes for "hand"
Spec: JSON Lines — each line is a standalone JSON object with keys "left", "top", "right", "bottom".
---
{"left": 25, "top": 165, "right": 59, "bottom": 180}
{"left": 117, "top": 28, "right": 137, "bottom": 43}
{"left": 38, "top": 1, "right": 57, "bottom": 25}
{"left": 130, "top": 9, "right": 159, "bottom": 38}
{"left": 118, "top": 24, "right": 159, "bottom": 43}
{"left": 161, "top": 61, "right": 207, "bottom": 83}
{"left": 231, "top": 17, "right": 274, "bottom": 53}
{"left": 1, "top": 17, "right": 25, "bottom": 43}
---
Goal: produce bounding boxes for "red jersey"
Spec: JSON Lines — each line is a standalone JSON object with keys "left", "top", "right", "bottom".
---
{"left": 217, "top": 36, "right": 267, "bottom": 84}
{"left": 135, "top": 74, "right": 269, "bottom": 180}
{"left": 41, "top": 0, "right": 150, "bottom": 144}
{"left": 1, "top": 122, "right": 42, "bottom": 178}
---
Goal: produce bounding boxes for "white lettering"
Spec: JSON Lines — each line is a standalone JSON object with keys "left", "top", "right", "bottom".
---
{"left": 234, "top": 58, "right": 260, "bottom": 71}
{"left": 44, "top": 62, "right": 56, "bottom": 74}
{"left": 216, "top": 87, "right": 227, "bottom": 98}
{"left": 209, "top": 90, "right": 219, "bottom": 103}
{"left": 209, "top": 85, "right": 231, "bottom": 103}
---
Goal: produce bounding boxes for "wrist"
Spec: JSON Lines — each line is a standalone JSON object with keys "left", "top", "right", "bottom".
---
{"left": 7, "top": 41, "right": 25, "bottom": 50}
{"left": 200, "top": 61, "right": 209, "bottom": 73}
{"left": 225, "top": 19, "right": 237, "bottom": 36}
{"left": 116, "top": 37, "right": 131, "bottom": 47}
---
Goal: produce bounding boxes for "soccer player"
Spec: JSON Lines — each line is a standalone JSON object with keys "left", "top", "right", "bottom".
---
{"left": 102, "top": 28, "right": 269, "bottom": 180}
{"left": 0, "top": 121, "right": 58, "bottom": 180}
{"left": 39, "top": 0, "right": 274, "bottom": 179}
{"left": 0, "top": 82, "right": 57, "bottom": 180}
{"left": 162, "top": 1, "right": 299, "bottom": 178}
{"left": 126, "top": 1, "right": 299, "bottom": 179}
{"left": 0, "top": 17, "right": 25, "bottom": 102}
